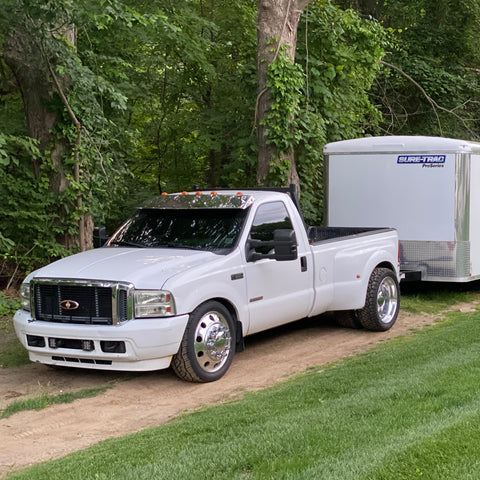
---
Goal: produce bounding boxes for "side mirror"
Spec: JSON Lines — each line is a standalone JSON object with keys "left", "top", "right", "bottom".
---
{"left": 93, "top": 226, "right": 109, "bottom": 248}
{"left": 273, "top": 229, "right": 297, "bottom": 261}
{"left": 246, "top": 229, "right": 297, "bottom": 262}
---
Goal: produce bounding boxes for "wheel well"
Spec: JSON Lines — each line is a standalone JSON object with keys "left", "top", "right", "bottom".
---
{"left": 198, "top": 298, "right": 245, "bottom": 352}
{"left": 375, "top": 261, "right": 395, "bottom": 272}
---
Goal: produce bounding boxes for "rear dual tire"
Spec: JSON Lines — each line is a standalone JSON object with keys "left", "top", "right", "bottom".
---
{"left": 359, "top": 267, "right": 400, "bottom": 331}
{"left": 335, "top": 268, "right": 400, "bottom": 332}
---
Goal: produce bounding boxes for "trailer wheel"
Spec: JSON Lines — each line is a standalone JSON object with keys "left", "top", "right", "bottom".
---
{"left": 334, "top": 310, "right": 363, "bottom": 329}
{"left": 358, "top": 268, "right": 400, "bottom": 331}
{"left": 172, "top": 301, "right": 235, "bottom": 383}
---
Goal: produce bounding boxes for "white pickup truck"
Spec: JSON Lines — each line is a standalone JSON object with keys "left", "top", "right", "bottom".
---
{"left": 14, "top": 188, "right": 401, "bottom": 382}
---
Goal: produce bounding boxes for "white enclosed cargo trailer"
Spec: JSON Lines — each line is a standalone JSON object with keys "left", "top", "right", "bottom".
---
{"left": 324, "top": 136, "right": 480, "bottom": 282}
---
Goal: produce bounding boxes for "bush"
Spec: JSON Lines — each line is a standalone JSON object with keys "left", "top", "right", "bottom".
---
{"left": 0, "top": 291, "right": 20, "bottom": 316}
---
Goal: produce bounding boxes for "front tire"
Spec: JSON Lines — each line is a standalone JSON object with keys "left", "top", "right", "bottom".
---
{"left": 358, "top": 268, "right": 400, "bottom": 331}
{"left": 172, "top": 301, "right": 236, "bottom": 382}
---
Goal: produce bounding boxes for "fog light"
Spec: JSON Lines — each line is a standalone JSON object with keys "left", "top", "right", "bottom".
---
{"left": 82, "top": 340, "right": 95, "bottom": 351}
{"left": 101, "top": 341, "right": 126, "bottom": 353}
{"left": 27, "top": 335, "right": 45, "bottom": 347}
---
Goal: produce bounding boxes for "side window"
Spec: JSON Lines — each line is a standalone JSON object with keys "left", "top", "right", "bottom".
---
{"left": 249, "top": 202, "right": 293, "bottom": 254}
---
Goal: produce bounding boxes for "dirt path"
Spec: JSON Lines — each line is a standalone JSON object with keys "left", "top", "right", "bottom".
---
{"left": 0, "top": 308, "right": 470, "bottom": 478}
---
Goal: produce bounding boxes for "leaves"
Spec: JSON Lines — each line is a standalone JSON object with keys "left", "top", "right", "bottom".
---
{"left": 0, "top": 0, "right": 395, "bottom": 279}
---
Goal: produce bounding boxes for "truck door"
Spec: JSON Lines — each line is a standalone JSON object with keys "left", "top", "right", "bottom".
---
{"left": 244, "top": 201, "right": 312, "bottom": 334}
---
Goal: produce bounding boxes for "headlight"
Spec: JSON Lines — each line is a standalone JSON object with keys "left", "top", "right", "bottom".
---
{"left": 20, "top": 282, "right": 31, "bottom": 311}
{"left": 134, "top": 290, "right": 176, "bottom": 318}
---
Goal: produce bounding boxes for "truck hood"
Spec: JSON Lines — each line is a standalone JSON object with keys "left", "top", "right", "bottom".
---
{"left": 28, "top": 247, "right": 218, "bottom": 289}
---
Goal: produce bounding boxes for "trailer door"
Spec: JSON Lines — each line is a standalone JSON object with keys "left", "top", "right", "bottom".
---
{"left": 470, "top": 155, "right": 480, "bottom": 277}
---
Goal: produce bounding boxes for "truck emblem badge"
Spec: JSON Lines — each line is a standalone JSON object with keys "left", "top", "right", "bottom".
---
{"left": 60, "top": 300, "right": 80, "bottom": 310}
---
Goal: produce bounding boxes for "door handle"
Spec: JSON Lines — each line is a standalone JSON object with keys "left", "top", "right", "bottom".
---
{"left": 300, "top": 256, "right": 308, "bottom": 272}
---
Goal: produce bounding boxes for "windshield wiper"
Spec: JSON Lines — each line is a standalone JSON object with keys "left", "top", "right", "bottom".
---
{"left": 160, "top": 243, "right": 210, "bottom": 251}
{"left": 109, "top": 240, "right": 146, "bottom": 248}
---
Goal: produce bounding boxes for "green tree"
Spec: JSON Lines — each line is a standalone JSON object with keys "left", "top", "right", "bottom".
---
{"left": 0, "top": 0, "right": 390, "bottom": 286}
{"left": 339, "top": 0, "right": 480, "bottom": 138}
{"left": 0, "top": 0, "right": 154, "bottom": 281}
{"left": 124, "top": 0, "right": 258, "bottom": 195}
{"left": 258, "top": 1, "right": 387, "bottom": 220}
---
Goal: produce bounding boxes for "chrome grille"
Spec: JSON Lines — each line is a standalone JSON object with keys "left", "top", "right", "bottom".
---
{"left": 32, "top": 280, "right": 132, "bottom": 325}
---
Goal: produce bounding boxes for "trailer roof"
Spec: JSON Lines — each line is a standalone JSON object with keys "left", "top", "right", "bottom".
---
{"left": 324, "top": 136, "right": 480, "bottom": 154}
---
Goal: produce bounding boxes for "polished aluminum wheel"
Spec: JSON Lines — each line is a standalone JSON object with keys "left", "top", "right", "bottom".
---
{"left": 377, "top": 276, "right": 398, "bottom": 324}
{"left": 194, "top": 311, "right": 232, "bottom": 374}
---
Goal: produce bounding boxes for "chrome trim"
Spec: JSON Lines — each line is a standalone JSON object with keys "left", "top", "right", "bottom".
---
{"left": 31, "top": 278, "right": 134, "bottom": 325}
{"left": 112, "top": 283, "right": 134, "bottom": 324}
{"left": 455, "top": 153, "right": 471, "bottom": 242}
{"left": 400, "top": 240, "right": 471, "bottom": 281}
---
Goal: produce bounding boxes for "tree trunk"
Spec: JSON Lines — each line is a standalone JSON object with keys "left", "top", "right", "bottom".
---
{"left": 4, "top": 28, "right": 57, "bottom": 177}
{"left": 4, "top": 25, "right": 93, "bottom": 251}
{"left": 256, "top": 0, "right": 312, "bottom": 192}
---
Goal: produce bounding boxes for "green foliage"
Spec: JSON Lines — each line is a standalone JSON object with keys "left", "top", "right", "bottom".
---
{"left": 339, "top": 0, "right": 480, "bottom": 138}
{"left": 0, "top": 292, "right": 19, "bottom": 316}
{"left": 3, "top": 0, "right": 456, "bottom": 282}
{"left": 0, "top": 0, "right": 162, "bottom": 277}
{"left": 0, "top": 139, "right": 70, "bottom": 276}
{"left": 264, "top": 48, "right": 305, "bottom": 156}
{"left": 124, "top": 0, "right": 258, "bottom": 194}
{"left": 0, "top": 134, "right": 72, "bottom": 280}
{"left": 261, "top": 2, "right": 387, "bottom": 222}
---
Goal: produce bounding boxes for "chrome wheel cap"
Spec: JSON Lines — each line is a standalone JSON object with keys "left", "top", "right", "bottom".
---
{"left": 194, "top": 311, "right": 232, "bottom": 373}
{"left": 377, "top": 276, "right": 398, "bottom": 324}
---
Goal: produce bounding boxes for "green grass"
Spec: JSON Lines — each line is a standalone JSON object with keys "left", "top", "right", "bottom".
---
{"left": 7, "top": 306, "right": 480, "bottom": 480}
{"left": 0, "top": 386, "right": 112, "bottom": 419}
{"left": 400, "top": 282, "right": 480, "bottom": 314}
{"left": 0, "top": 313, "right": 30, "bottom": 367}
{"left": 0, "top": 313, "right": 14, "bottom": 332}
{"left": 0, "top": 337, "right": 29, "bottom": 367}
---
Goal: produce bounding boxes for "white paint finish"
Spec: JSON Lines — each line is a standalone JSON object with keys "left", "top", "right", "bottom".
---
{"left": 15, "top": 190, "right": 400, "bottom": 372}
{"left": 328, "top": 152, "right": 456, "bottom": 241}
{"left": 244, "top": 257, "right": 311, "bottom": 334}
{"left": 13, "top": 309, "right": 189, "bottom": 371}
{"left": 324, "top": 135, "right": 480, "bottom": 154}
{"left": 31, "top": 247, "right": 217, "bottom": 290}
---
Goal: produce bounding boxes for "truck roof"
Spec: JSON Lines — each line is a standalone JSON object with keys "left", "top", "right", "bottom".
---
{"left": 141, "top": 189, "right": 290, "bottom": 210}
{"left": 324, "top": 136, "right": 480, "bottom": 155}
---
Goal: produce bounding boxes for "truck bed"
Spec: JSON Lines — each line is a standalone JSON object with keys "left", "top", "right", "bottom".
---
{"left": 307, "top": 226, "right": 394, "bottom": 244}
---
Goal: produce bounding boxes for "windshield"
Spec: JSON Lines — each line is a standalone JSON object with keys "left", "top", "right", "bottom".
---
{"left": 107, "top": 208, "right": 248, "bottom": 252}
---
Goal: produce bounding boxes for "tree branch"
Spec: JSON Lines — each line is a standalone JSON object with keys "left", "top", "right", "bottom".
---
{"left": 381, "top": 60, "right": 478, "bottom": 138}
{"left": 380, "top": 60, "right": 442, "bottom": 135}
